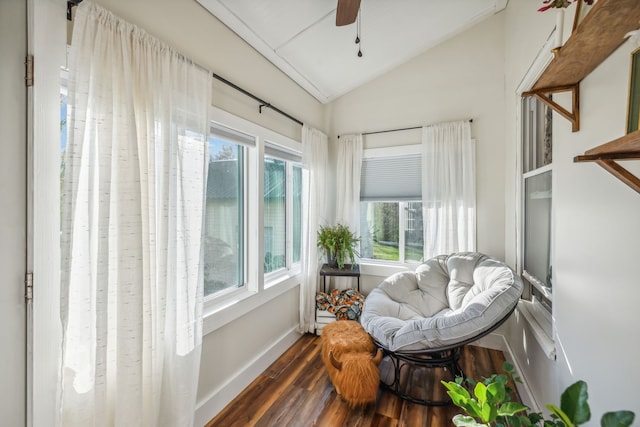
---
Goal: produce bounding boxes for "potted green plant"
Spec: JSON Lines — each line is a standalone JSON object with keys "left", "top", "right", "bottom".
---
{"left": 317, "top": 224, "right": 359, "bottom": 269}
{"left": 441, "top": 362, "right": 635, "bottom": 427}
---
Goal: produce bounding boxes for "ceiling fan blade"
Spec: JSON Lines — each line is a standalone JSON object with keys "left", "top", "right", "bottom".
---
{"left": 336, "top": 0, "right": 360, "bottom": 26}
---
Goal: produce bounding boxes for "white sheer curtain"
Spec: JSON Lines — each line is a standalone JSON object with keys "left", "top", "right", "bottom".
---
{"left": 334, "top": 134, "right": 363, "bottom": 290}
{"left": 60, "top": 2, "right": 211, "bottom": 426}
{"left": 335, "top": 134, "right": 363, "bottom": 230}
{"left": 299, "top": 125, "right": 329, "bottom": 333}
{"left": 422, "top": 121, "right": 476, "bottom": 260}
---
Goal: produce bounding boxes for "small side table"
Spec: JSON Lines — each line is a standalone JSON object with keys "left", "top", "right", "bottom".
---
{"left": 319, "top": 263, "right": 360, "bottom": 292}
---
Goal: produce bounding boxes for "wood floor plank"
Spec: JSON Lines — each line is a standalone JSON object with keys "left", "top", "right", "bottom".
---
{"left": 290, "top": 379, "right": 336, "bottom": 426}
{"left": 264, "top": 334, "right": 317, "bottom": 379}
{"left": 312, "top": 391, "right": 352, "bottom": 426}
{"left": 205, "top": 375, "right": 272, "bottom": 427}
{"left": 427, "top": 406, "right": 459, "bottom": 427}
{"left": 397, "top": 402, "right": 431, "bottom": 427}
{"left": 207, "top": 343, "right": 318, "bottom": 426}
{"left": 293, "top": 346, "right": 326, "bottom": 390}
{"left": 254, "top": 384, "right": 312, "bottom": 427}
{"left": 374, "top": 388, "right": 402, "bottom": 420}
{"left": 369, "top": 414, "right": 399, "bottom": 427}
{"left": 206, "top": 334, "right": 521, "bottom": 427}
{"left": 341, "top": 403, "right": 378, "bottom": 427}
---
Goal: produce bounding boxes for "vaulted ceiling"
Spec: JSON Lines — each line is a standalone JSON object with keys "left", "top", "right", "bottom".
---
{"left": 196, "top": 0, "right": 509, "bottom": 103}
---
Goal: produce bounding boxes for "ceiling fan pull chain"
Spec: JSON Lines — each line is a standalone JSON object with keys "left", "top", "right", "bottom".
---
{"left": 356, "top": 8, "right": 363, "bottom": 57}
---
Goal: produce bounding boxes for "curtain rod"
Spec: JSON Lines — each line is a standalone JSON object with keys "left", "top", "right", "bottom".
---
{"left": 212, "top": 73, "right": 304, "bottom": 127}
{"left": 67, "top": 0, "right": 304, "bottom": 126}
{"left": 66, "top": 1, "right": 303, "bottom": 127}
{"left": 337, "top": 119, "right": 473, "bottom": 139}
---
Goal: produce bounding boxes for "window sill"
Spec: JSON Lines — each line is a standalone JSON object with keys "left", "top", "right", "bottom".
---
{"left": 265, "top": 266, "right": 301, "bottom": 289}
{"left": 203, "top": 273, "right": 301, "bottom": 336}
{"left": 517, "top": 299, "right": 556, "bottom": 359}
{"left": 359, "top": 260, "right": 416, "bottom": 277}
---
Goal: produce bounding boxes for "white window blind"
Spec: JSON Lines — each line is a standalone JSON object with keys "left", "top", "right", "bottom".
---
{"left": 211, "top": 122, "right": 256, "bottom": 147}
{"left": 360, "top": 154, "right": 421, "bottom": 201}
{"left": 265, "top": 141, "right": 302, "bottom": 163}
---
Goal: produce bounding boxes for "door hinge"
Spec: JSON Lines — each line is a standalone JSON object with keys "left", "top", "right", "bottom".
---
{"left": 25, "top": 54, "right": 34, "bottom": 87}
{"left": 25, "top": 272, "right": 33, "bottom": 303}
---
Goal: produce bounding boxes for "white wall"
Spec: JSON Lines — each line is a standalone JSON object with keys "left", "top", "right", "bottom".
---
{"left": 0, "top": 0, "right": 26, "bottom": 424}
{"left": 553, "top": 40, "right": 640, "bottom": 420}
{"left": 327, "top": 12, "right": 508, "bottom": 288}
{"left": 503, "top": 0, "right": 640, "bottom": 418}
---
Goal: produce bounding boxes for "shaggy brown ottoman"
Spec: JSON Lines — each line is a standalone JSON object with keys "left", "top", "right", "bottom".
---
{"left": 320, "top": 320, "right": 383, "bottom": 407}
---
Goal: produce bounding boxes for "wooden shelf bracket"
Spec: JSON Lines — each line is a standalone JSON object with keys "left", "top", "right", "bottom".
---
{"left": 574, "top": 130, "right": 640, "bottom": 194}
{"left": 574, "top": 155, "right": 640, "bottom": 194}
{"left": 525, "top": 84, "right": 580, "bottom": 132}
{"left": 520, "top": 0, "right": 640, "bottom": 133}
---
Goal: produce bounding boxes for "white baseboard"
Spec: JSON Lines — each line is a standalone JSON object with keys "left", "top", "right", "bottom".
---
{"left": 475, "top": 332, "right": 538, "bottom": 412}
{"left": 194, "top": 327, "right": 303, "bottom": 427}
{"left": 472, "top": 331, "right": 506, "bottom": 351}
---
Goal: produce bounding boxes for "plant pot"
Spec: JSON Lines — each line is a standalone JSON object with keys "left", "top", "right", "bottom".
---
{"left": 326, "top": 250, "right": 339, "bottom": 268}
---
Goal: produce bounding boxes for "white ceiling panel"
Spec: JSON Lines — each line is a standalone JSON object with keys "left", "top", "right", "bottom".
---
{"left": 216, "top": 0, "right": 337, "bottom": 49}
{"left": 196, "top": 0, "right": 508, "bottom": 103}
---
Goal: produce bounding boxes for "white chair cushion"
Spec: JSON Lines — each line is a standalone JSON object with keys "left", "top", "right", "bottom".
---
{"left": 360, "top": 252, "right": 523, "bottom": 352}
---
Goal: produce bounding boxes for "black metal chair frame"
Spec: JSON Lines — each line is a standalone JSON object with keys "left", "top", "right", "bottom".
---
{"left": 374, "top": 306, "right": 516, "bottom": 406}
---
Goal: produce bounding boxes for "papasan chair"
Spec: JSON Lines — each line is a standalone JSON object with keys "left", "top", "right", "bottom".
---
{"left": 360, "top": 252, "right": 523, "bottom": 405}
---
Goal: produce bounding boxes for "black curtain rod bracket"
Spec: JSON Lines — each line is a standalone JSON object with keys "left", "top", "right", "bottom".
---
{"left": 259, "top": 103, "right": 271, "bottom": 114}
{"left": 212, "top": 73, "right": 303, "bottom": 127}
{"left": 67, "top": 0, "right": 83, "bottom": 21}
{"left": 338, "top": 119, "right": 473, "bottom": 139}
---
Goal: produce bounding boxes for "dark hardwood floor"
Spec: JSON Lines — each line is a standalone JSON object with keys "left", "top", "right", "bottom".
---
{"left": 206, "top": 333, "right": 519, "bottom": 427}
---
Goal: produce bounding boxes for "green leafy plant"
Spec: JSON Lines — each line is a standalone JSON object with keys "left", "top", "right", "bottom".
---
{"left": 317, "top": 224, "right": 359, "bottom": 269}
{"left": 441, "top": 362, "right": 635, "bottom": 427}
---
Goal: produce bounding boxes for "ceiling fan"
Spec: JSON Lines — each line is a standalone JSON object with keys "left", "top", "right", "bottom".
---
{"left": 335, "top": 0, "right": 361, "bottom": 26}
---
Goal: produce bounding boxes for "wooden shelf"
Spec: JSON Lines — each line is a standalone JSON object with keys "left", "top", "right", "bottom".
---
{"left": 574, "top": 129, "right": 640, "bottom": 194}
{"left": 523, "top": 0, "right": 640, "bottom": 132}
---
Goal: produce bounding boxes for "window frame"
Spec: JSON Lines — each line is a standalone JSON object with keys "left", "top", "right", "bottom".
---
{"left": 203, "top": 122, "right": 251, "bottom": 301}
{"left": 520, "top": 95, "right": 553, "bottom": 312}
{"left": 513, "top": 33, "right": 558, "bottom": 358}
{"left": 359, "top": 144, "right": 424, "bottom": 267}
{"left": 360, "top": 200, "right": 424, "bottom": 265}
{"left": 202, "top": 107, "right": 302, "bottom": 333}
{"left": 263, "top": 144, "right": 303, "bottom": 284}
{"left": 522, "top": 166, "right": 553, "bottom": 308}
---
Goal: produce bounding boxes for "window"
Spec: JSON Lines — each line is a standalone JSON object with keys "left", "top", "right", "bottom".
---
{"left": 360, "top": 201, "right": 424, "bottom": 262}
{"left": 189, "top": 108, "right": 304, "bottom": 310}
{"left": 359, "top": 149, "right": 424, "bottom": 264}
{"left": 264, "top": 143, "right": 303, "bottom": 277}
{"left": 264, "top": 157, "right": 285, "bottom": 273}
{"left": 292, "top": 165, "right": 302, "bottom": 264}
{"left": 521, "top": 95, "right": 553, "bottom": 312}
{"left": 204, "top": 124, "right": 251, "bottom": 297}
